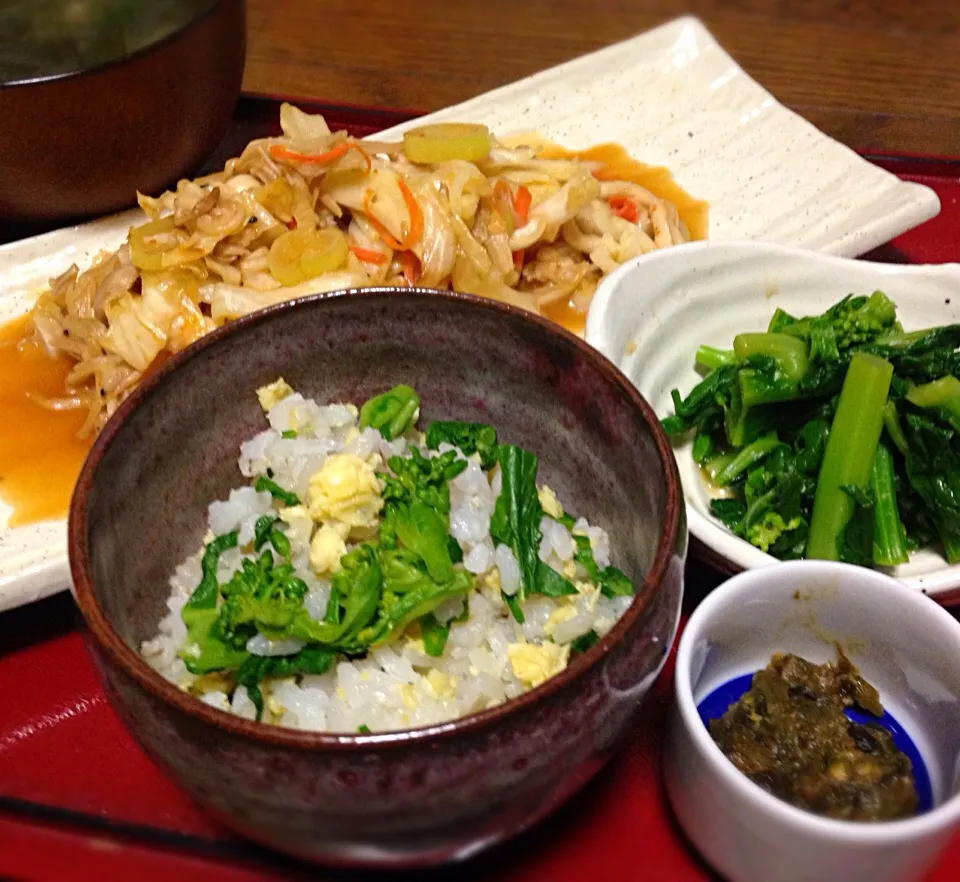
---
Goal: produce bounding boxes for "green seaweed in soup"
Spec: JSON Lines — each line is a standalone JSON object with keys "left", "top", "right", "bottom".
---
{"left": 0, "top": 0, "right": 216, "bottom": 83}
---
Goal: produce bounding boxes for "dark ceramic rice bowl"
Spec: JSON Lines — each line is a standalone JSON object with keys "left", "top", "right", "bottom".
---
{"left": 68, "top": 288, "right": 685, "bottom": 867}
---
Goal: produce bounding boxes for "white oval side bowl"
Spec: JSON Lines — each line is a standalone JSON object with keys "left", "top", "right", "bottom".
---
{"left": 584, "top": 240, "right": 960, "bottom": 600}
{"left": 664, "top": 560, "right": 960, "bottom": 882}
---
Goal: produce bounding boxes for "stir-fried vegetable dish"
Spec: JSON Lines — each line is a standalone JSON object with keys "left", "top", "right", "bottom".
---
{"left": 20, "top": 104, "right": 699, "bottom": 437}
{"left": 663, "top": 291, "right": 960, "bottom": 568}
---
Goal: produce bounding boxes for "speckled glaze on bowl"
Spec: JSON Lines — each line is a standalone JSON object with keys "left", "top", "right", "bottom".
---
{"left": 68, "top": 288, "right": 685, "bottom": 868}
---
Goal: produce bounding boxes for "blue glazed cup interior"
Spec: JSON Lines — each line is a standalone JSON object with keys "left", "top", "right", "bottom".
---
{"left": 683, "top": 561, "right": 960, "bottom": 813}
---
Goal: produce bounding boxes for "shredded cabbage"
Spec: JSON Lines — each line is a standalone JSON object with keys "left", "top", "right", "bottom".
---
{"left": 20, "top": 102, "right": 697, "bottom": 435}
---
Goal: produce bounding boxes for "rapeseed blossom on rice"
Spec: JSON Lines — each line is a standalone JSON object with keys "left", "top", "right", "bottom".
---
{"left": 142, "top": 382, "right": 635, "bottom": 733}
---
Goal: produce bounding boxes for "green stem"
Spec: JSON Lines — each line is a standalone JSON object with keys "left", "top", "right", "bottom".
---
{"left": 870, "top": 443, "right": 908, "bottom": 567}
{"left": 883, "top": 400, "right": 909, "bottom": 456}
{"left": 724, "top": 379, "right": 748, "bottom": 447}
{"left": 713, "top": 432, "right": 780, "bottom": 486}
{"left": 701, "top": 453, "right": 734, "bottom": 484}
{"left": 703, "top": 452, "right": 736, "bottom": 484}
{"left": 937, "top": 524, "right": 960, "bottom": 565}
{"left": 691, "top": 431, "right": 715, "bottom": 464}
{"left": 807, "top": 353, "right": 894, "bottom": 560}
{"left": 696, "top": 345, "right": 737, "bottom": 371}
{"left": 733, "top": 333, "right": 809, "bottom": 383}
{"left": 874, "top": 327, "right": 940, "bottom": 349}
{"left": 906, "top": 376, "right": 960, "bottom": 430}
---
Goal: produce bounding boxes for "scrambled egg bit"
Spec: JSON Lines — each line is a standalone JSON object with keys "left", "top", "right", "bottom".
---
{"left": 257, "top": 377, "right": 294, "bottom": 412}
{"left": 425, "top": 669, "right": 458, "bottom": 699}
{"left": 575, "top": 581, "right": 601, "bottom": 611}
{"left": 309, "top": 524, "right": 347, "bottom": 574}
{"left": 480, "top": 567, "right": 501, "bottom": 602}
{"left": 507, "top": 641, "right": 571, "bottom": 688}
{"left": 543, "top": 604, "right": 577, "bottom": 638}
{"left": 397, "top": 682, "right": 419, "bottom": 709}
{"left": 478, "top": 567, "right": 508, "bottom": 610}
{"left": 307, "top": 453, "right": 383, "bottom": 537}
{"left": 404, "top": 636, "right": 427, "bottom": 656}
{"left": 538, "top": 485, "right": 564, "bottom": 519}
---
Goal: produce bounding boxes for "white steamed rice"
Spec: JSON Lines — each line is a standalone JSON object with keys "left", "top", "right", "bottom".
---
{"left": 141, "top": 386, "right": 634, "bottom": 733}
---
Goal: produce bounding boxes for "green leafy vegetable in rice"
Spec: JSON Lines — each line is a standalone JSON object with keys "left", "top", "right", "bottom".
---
{"left": 141, "top": 381, "right": 636, "bottom": 732}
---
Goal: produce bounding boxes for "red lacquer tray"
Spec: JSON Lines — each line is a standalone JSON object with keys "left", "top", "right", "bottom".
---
{"left": 2, "top": 99, "right": 959, "bottom": 882}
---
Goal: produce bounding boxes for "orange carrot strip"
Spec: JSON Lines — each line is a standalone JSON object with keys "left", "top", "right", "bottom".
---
{"left": 607, "top": 196, "right": 639, "bottom": 224}
{"left": 400, "top": 250, "right": 420, "bottom": 286}
{"left": 269, "top": 142, "right": 372, "bottom": 172}
{"left": 349, "top": 245, "right": 387, "bottom": 265}
{"left": 396, "top": 178, "right": 424, "bottom": 250}
{"left": 363, "top": 179, "right": 424, "bottom": 252}
{"left": 513, "top": 185, "right": 532, "bottom": 226}
{"left": 512, "top": 249, "right": 525, "bottom": 272}
{"left": 362, "top": 189, "right": 406, "bottom": 251}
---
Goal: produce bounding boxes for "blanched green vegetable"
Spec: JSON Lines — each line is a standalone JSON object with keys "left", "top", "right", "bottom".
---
{"left": 218, "top": 550, "right": 310, "bottom": 644}
{"left": 663, "top": 289, "right": 960, "bottom": 569}
{"left": 902, "top": 413, "right": 960, "bottom": 563}
{"left": 359, "top": 385, "right": 420, "bottom": 440}
{"left": 769, "top": 291, "right": 900, "bottom": 351}
{"left": 184, "top": 532, "right": 237, "bottom": 611}
{"left": 490, "top": 445, "right": 542, "bottom": 602}
{"left": 572, "top": 534, "right": 633, "bottom": 598}
{"left": 180, "top": 532, "right": 250, "bottom": 674}
{"left": 425, "top": 420, "right": 499, "bottom": 469}
{"left": 357, "top": 565, "right": 473, "bottom": 646}
{"left": 420, "top": 614, "right": 450, "bottom": 657}
{"left": 290, "top": 544, "right": 382, "bottom": 647}
{"left": 172, "top": 389, "right": 637, "bottom": 714}
{"left": 870, "top": 443, "right": 908, "bottom": 567}
{"left": 534, "top": 560, "right": 579, "bottom": 597}
{"left": 906, "top": 376, "right": 960, "bottom": 431}
{"left": 570, "top": 630, "right": 600, "bottom": 655}
{"left": 252, "top": 515, "right": 289, "bottom": 556}
{"left": 807, "top": 353, "right": 893, "bottom": 561}
{"left": 235, "top": 647, "right": 337, "bottom": 721}
{"left": 393, "top": 500, "right": 454, "bottom": 583}
{"left": 734, "top": 333, "right": 809, "bottom": 383}
{"left": 489, "top": 448, "right": 585, "bottom": 615}
{"left": 253, "top": 476, "right": 299, "bottom": 507}
{"left": 380, "top": 447, "right": 466, "bottom": 537}
{"left": 713, "top": 433, "right": 781, "bottom": 486}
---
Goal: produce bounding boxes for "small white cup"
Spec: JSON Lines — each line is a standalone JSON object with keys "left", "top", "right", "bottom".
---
{"left": 665, "top": 561, "right": 960, "bottom": 882}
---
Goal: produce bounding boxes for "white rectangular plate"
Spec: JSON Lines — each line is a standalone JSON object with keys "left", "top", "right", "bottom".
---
{"left": 0, "top": 15, "right": 942, "bottom": 612}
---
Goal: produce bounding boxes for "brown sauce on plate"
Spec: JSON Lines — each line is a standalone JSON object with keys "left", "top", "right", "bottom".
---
{"left": 709, "top": 650, "right": 918, "bottom": 821}
{"left": 538, "top": 142, "right": 708, "bottom": 335}
{"left": 541, "top": 142, "right": 709, "bottom": 241}
{"left": 0, "top": 315, "right": 91, "bottom": 526}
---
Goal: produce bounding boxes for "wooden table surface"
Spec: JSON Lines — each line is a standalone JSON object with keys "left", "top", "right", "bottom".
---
{"left": 242, "top": 0, "right": 960, "bottom": 158}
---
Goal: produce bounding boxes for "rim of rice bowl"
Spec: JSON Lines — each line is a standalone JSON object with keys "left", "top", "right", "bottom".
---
{"left": 69, "top": 288, "right": 682, "bottom": 750}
